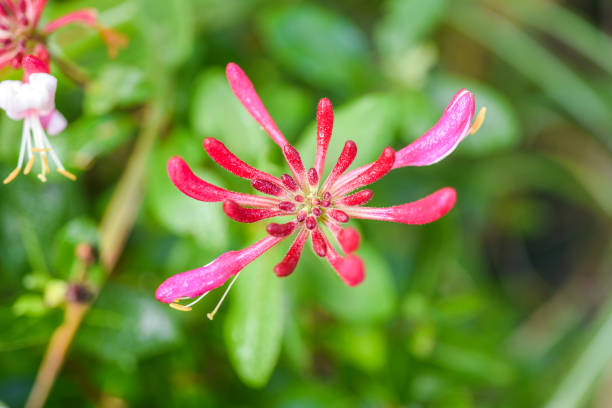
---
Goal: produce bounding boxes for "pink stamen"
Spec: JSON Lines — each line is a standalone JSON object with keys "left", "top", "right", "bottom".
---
{"left": 315, "top": 98, "right": 333, "bottom": 178}
{"left": 311, "top": 228, "right": 327, "bottom": 257}
{"left": 283, "top": 144, "right": 307, "bottom": 189}
{"left": 223, "top": 200, "right": 283, "bottom": 223}
{"left": 305, "top": 216, "right": 316, "bottom": 230}
{"left": 329, "top": 209, "right": 349, "bottom": 223}
{"left": 336, "top": 189, "right": 373, "bottom": 206}
{"left": 279, "top": 201, "right": 296, "bottom": 212}
{"left": 307, "top": 167, "right": 318, "bottom": 186}
{"left": 281, "top": 173, "right": 298, "bottom": 191}
{"left": 252, "top": 179, "right": 283, "bottom": 197}
{"left": 225, "top": 62, "right": 289, "bottom": 148}
{"left": 266, "top": 221, "right": 298, "bottom": 237}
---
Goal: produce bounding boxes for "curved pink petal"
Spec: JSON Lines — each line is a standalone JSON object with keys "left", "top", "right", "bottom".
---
{"left": 225, "top": 62, "right": 289, "bottom": 148}
{"left": 155, "top": 235, "right": 283, "bottom": 303}
{"left": 315, "top": 97, "right": 333, "bottom": 178}
{"left": 42, "top": 8, "right": 97, "bottom": 34}
{"left": 394, "top": 89, "right": 475, "bottom": 168}
{"left": 167, "top": 156, "right": 279, "bottom": 208}
{"left": 344, "top": 187, "right": 457, "bottom": 225}
{"left": 324, "top": 220, "right": 360, "bottom": 253}
{"left": 274, "top": 229, "right": 308, "bottom": 277}
{"left": 320, "top": 140, "right": 357, "bottom": 192}
{"left": 325, "top": 237, "right": 365, "bottom": 286}
{"left": 40, "top": 110, "right": 67, "bottom": 136}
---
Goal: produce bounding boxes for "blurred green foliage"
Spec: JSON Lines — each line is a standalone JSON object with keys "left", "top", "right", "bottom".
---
{"left": 1, "top": 0, "right": 612, "bottom": 407}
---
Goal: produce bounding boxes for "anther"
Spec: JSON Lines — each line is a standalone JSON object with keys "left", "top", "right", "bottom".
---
{"left": 305, "top": 216, "right": 316, "bottom": 230}
{"left": 170, "top": 303, "right": 192, "bottom": 312}
{"left": 312, "top": 207, "right": 322, "bottom": 217}
{"left": 281, "top": 174, "right": 298, "bottom": 191}
{"left": 279, "top": 201, "right": 296, "bottom": 212}
{"left": 41, "top": 154, "right": 50, "bottom": 174}
{"left": 307, "top": 168, "right": 319, "bottom": 186}
{"left": 295, "top": 195, "right": 304, "bottom": 202}
{"left": 3, "top": 167, "right": 20, "bottom": 184}
{"left": 24, "top": 156, "right": 34, "bottom": 175}
{"left": 58, "top": 169, "right": 77, "bottom": 181}
{"left": 470, "top": 107, "right": 486, "bottom": 135}
{"left": 321, "top": 200, "right": 331, "bottom": 207}
{"left": 329, "top": 209, "right": 349, "bottom": 223}
{"left": 297, "top": 210, "right": 307, "bottom": 222}
{"left": 252, "top": 179, "right": 283, "bottom": 196}
{"left": 323, "top": 192, "right": 331, "bottom": 200}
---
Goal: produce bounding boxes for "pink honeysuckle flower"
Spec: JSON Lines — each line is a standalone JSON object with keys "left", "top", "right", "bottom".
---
{"left": 0, "top": 0, "right": 126, "bottom": 69}
{"left": 1, "top": 54, "right": 75, "bottom": 183}
{"left": 156, "top": 63, "right": 486, "bottom": 318}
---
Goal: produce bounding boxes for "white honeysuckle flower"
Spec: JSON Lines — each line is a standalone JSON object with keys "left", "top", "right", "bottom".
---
{"left": 2, "top": 56, "right": 75, "bottom": 184}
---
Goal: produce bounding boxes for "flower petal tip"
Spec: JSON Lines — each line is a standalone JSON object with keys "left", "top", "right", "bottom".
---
{"left": 339, "top": 255, "right": 365, "bottom": 286}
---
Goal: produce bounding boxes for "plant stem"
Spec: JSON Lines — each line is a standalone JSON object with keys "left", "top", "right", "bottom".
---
{"left": 24, "top": 96, "right": 168, "bottom": 408}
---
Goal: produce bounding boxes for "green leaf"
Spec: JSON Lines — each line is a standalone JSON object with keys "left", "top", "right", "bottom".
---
{"left": 258, "top": 4, "right": 374, "bottom": 93}
{"left": 310, "top": 244, "right": 397, "bottom": 324}
{"left": 447, "top": 5, "right": 612, "bottom": 147}
{"left": 375, "top": 0, "right": 447, "bottom": 55}
{"left": 298, "top": 93, "right": 399, "bottom": 177}
{"left": 0, "top": 309, "right": 62, "bottom": 351}
{"left": 224, "top": 244, "right": 284, "bottom": 387}
{"left": 84, "top": 64, "right": 151, "bottom": 116}
{"left": 429, "top": 75, "right": 521, "bottom": 155}
{"left": 57, "top": 113, "right": 136, "bottom": 169}
{"left": 137, "top": 0, "right": 194, "bottom": 69}
{"left": 76, "top": 284, "right": 181, "bottom": 370}
{"left": 190, "top": 69, "right": 269, "bottom": 163}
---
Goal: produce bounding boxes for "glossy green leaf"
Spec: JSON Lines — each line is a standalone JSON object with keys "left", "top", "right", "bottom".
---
{"left": 76, "top": 284, "right": 181, "bottom": 369}
{"left": 310, "top": 244, "right": 396, "bottom": 324}
{"left": 224, "top": 243, "right": 284, "bottom": 387}
{"left": 190, "top": 69, "right": 269, "bottom": 163}
{"left": 85, "top": 64, "right": 151, "bottom": 115}
{"left": 258, "top": 4, "right": 374, "bottom": 93}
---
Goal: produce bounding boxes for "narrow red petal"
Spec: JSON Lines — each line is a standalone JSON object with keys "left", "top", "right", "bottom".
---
{"left": 344, "top": 187, "right": 457, "bottom": 225}
{"left": 283, "top": 144, "right": 307, "bottom": 189}
{"left": 274, "top": 229, "right": 308, "bottom": 277}
{"left": 315, "top": 98, "right": 333, "bottom": 177}
{"left": 281, "top": 174, "right": 298, "bottom": 191}
{"left": 167, "top": 156, "right": 279, "bottom": 208}
{"left": 323, "top": 221, "right": 360, "bottom": 253}
{"left": 395, "top": 89, "right": 475, "bottom": 167}
{"left": 311, "top": 228, "right": 327, "bottom": 257}
{"left": 155, "top": 235, "right": 283, "bottom": 303}
{"left": 225, "top": 63, "right": 289, "bottom": 148}
{"left": 223, "top": 200, "right": 283, "bottom": 223}
{"left": 307, "top": 168, "right": 319, "bottom": 186}
{"left": 203, "top": 137, "right": 283, "bottom": 186}
{"left": 320, "top": 140, "right": 357, "bottom": 192}
{"left": 266, "top": 220, "right": 298, "bottom": 237}
{"left": 331, "top": 147, "right": 395, "bottom": 197}
{"left": 336, "top": 189, "right": 373, "bottom": 206}
{"left": 252, "top": 179, "right": 283, "bottom": 196}
{"left": 43, "top": 8, "right": 97, "bottom": 33}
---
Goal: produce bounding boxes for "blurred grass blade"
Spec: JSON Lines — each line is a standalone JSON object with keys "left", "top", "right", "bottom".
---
{"left": 500, "top": 0, "right": 612, "bottom": 76}
{"left": 447, "top": 6, "right": 612, "bottom": 148}
{"left": 545, "top": 297, "right": 612, "bottom": 408}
